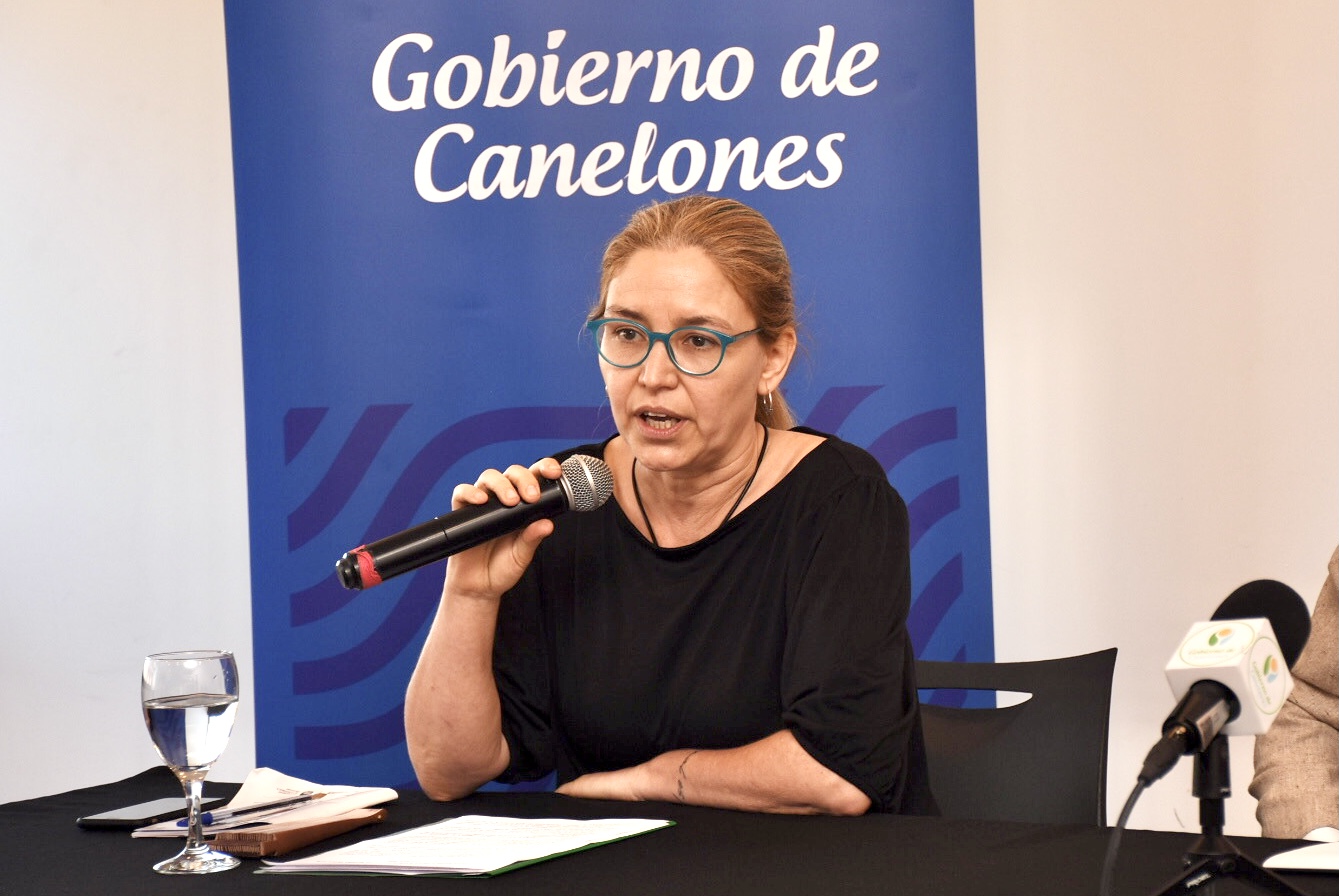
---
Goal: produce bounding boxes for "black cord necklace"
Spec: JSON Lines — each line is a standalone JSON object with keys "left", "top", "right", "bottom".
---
{"left": 631, "top": 424, "right": 770, "bottom": 548}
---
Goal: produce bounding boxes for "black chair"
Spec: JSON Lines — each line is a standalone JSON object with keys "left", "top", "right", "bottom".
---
{"left": 915, "top": 647, "right": 1117, "bottom": 826}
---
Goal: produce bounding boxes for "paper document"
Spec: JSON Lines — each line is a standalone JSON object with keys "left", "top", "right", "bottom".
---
{"left": 258, "top": 814, "right": 674, "bottom": 877}
{"left": 1263, "top": 841, "right": 1339, "bottom": 872}
{"left": 133, "top": 767, "right": 397, "bottom": 838}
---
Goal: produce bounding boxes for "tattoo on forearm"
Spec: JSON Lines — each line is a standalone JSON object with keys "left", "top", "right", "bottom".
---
{"left": 675, "top": 750, "right": 699, "bottom": 803}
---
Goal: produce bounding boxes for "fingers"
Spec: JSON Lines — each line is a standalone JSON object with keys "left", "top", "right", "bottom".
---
{"left": 555, "top": 773, "right": 601, "bottom": 799}
{"left": 502, "top": 514, "right": 555, "bottom": 552}
{"left": 451, "top": 459, "right": 564, "bottom": 510}
{"left": 531, "top": 456, "right": 564, "bottom": 482}
{"left": 555, "top": 769, "right": 640, "bottom": 803}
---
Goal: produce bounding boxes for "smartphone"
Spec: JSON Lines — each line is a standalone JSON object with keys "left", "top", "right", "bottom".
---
{"left": 76, "top": 795, "right": 228, "bottom": 830}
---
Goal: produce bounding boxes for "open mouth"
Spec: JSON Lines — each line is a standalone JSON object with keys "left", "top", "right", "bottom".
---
{"left": 640, "top": 412, "right": 682, "bottom": 431}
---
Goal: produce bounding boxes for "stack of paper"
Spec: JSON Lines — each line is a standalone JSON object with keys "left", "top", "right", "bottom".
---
{"left": 258, "top": 814, "right": 674, "bottom": 877}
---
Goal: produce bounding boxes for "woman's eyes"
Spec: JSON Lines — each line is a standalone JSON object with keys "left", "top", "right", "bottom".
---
{"left": 679, "top": 331, "right": 721, "bottom": 350}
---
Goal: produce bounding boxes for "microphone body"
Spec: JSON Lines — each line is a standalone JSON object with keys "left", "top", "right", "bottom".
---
{"left": 1138, "top": 580, "right": 1310, "bottom": 784}
{"left": 336, "top": 454, "right": 613, "bottom": 590}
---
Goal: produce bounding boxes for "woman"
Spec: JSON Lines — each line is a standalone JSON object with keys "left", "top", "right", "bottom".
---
{"left": 405, "top": 195, "right": 934, "bottom": 815}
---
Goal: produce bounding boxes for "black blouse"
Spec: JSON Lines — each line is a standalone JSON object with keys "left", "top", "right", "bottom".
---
{"left": 492, "top": 428, "right": 935, "bottom": 814}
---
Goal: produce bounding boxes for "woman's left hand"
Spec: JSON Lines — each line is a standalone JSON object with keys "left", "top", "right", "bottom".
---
{"left": 555, "top": 765, "right": 654, "bottom": 802}
{"left": 551, "top": 734, "right": 871, "bottom": 815}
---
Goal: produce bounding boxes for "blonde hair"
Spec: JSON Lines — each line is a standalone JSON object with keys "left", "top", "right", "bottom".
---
{"left": 591, "top": 195, "right": 798, "bottom": 428}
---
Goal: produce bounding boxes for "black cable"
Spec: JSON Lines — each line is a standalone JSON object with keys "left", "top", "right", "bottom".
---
{"left": 1100, "top": 779, "right": 1148, "bottom": 896}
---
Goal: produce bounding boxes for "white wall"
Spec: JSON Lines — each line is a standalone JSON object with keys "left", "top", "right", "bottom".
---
{"left": 976, "top": 2, "right": 1338, "bottom": 834}
{"left": 0, "top": 1, "right": 255, "bottom": 795}
{"left": 1, "top": 1, "right": 1334, "bottom": 838}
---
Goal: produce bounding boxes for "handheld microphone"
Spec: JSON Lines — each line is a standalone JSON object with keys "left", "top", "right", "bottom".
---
{"left": 335, "top": 454, "right": 614, "bottom": 590}
{"left": 1138, "top": 579, "right": 1311, "bottom": 784}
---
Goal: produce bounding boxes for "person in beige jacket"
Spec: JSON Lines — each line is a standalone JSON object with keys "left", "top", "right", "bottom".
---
{"left": 1249, "top": 546, "right": 1339, "bottom": 841}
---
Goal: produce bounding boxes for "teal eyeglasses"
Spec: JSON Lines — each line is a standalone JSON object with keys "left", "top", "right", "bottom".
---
{"left": 586, "top": 318, "right": 761, "bottom": 376}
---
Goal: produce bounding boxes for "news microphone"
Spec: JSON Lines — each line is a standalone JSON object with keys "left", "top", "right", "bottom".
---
{"left": 1138, "top": 579, "right": 1311, "bottom": 784}
{"left": 335, "top": 454, "right": 614, "bottom": 590}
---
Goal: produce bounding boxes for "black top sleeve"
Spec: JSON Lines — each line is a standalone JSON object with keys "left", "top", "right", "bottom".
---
{"left": 777, "top": 467, "right": 927, "bottom": 812}
{"left": 492, "top": 563, "right": 554, "bottom": 783}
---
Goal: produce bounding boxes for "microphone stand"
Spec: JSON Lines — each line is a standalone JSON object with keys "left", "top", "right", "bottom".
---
{"left": 1149, "top": 736, "right": 1313, "bottom": 896}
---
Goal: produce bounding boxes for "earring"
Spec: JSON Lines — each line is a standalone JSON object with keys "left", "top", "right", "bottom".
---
{"left": 761, "top": 392, "right": 774, "bottom": 420}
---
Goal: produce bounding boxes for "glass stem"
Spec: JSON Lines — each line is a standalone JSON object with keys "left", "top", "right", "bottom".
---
{"left": 182, "top": 775, "right": 207, "bottom": 852}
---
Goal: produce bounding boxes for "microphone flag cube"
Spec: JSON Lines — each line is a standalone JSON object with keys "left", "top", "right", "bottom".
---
{"left": 1164, "top": 617, "right": 1293, "bottom": 736}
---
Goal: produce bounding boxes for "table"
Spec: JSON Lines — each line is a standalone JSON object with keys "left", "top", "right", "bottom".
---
{"left": 4, "top": 768, "right": 1336, "bottom": 896}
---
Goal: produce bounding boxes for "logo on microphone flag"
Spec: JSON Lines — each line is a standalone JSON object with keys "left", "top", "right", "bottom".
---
{"left": 1247, "top": 640, "right": 1288, "bottom": 713}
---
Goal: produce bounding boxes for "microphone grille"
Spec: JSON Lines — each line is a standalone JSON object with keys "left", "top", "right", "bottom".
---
{"left": 1212, "top": 579, "right": 1312, "bottom": 667}
{"left": 560, "top": 454, "right": 614, "bottom": 513}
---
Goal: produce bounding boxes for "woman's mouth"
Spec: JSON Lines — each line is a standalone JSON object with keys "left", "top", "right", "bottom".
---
{"left": 639, "top": 412, "right": 682, "bottom": 431}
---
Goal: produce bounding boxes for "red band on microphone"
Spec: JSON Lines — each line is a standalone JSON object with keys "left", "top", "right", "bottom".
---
{"left": 353, "top": 547, "right": 382, "bottom": 588}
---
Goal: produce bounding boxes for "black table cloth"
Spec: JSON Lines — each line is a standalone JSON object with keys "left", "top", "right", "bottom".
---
{"left": 3, "top": 767, "right": 1335, "bottom": 896}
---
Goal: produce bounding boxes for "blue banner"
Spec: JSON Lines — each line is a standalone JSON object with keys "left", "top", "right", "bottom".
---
{"left": 225, "top": 0, "right": 992, "bottom": 787}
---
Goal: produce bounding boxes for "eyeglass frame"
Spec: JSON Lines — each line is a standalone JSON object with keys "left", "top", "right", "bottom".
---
{"left": 585, "top": 317, "right": 762, "bottom": 377}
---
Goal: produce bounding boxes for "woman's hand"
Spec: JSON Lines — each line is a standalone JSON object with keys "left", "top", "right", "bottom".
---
{"left": 554, "top": 732, "right": 871, "bottom": 816}
{"left": 555, "top": 766, "right": 654, "bottom": 803}
{"left": 442, "top": 458, "right": 564, "bottom": 601}
{"left": 553, "top": 750, "right": 707, "bottom": 805}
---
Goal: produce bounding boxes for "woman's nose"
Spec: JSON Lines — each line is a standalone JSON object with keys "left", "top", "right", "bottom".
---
{"left": 638, "top": 338, "right": 681, "bottom": 385}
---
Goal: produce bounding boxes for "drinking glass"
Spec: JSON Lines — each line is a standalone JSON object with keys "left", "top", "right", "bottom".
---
{"left": 141, "top": 649, "right": 240, "bottom": 874}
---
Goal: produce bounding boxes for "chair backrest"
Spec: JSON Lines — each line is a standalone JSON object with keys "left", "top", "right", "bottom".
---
{"left": 915, "top": 647, "right": 1117, "bottom": 826}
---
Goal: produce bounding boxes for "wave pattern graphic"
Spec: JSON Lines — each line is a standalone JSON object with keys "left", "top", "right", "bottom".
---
{"left": 287, "top": 404, "right": 410, "bottom": 551}
{"left": 294, "top": 701, "right": 406, "bottom": 760}
{"left": 281, "top": 392, "right": 976, "bottom": 763}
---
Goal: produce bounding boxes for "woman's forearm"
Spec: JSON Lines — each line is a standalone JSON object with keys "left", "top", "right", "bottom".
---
{"left": 404, "top": 589, "right": 512, "bottom": 800}
{"left": 556, "top": 729, "right": 871, "bottom": 816}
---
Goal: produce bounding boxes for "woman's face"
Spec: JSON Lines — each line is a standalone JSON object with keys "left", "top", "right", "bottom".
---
{"left": 600, "top": 246, "right": 792, "bottom": 477}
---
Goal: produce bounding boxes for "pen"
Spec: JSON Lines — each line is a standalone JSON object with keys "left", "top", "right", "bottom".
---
{"left": 178, "top": 791, "right": 319, "bottom": 827}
